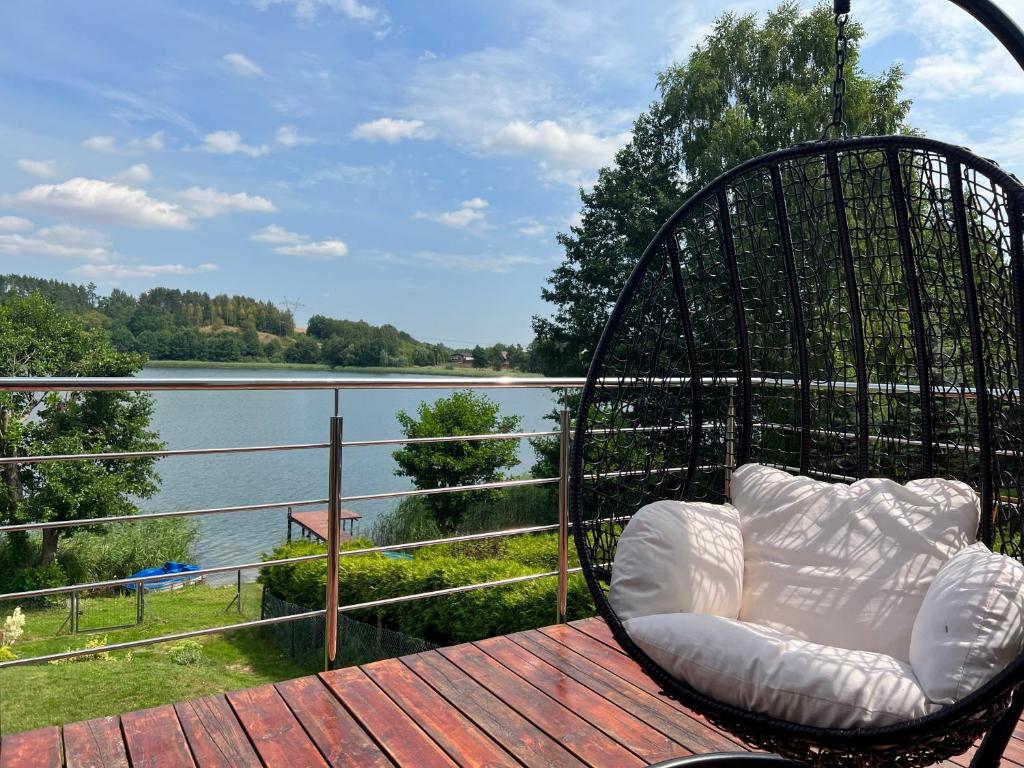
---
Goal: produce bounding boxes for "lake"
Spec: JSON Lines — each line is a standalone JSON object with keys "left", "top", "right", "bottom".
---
{"left": 138, "top": 367, "right": 560, "bottom": 574}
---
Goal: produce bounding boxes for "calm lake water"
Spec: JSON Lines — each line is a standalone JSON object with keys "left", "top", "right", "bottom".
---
{"left": 138, "top": 367, "right": 559, "bottom": 573}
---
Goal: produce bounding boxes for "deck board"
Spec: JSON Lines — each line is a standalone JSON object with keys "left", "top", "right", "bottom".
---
{"left": 276, "top": 675, "right": 393, "bottom": 768}
{"left": 0, "top": 725, "right": 62, "bottom": 768}
{"left": 8, "top": 616, "right": 1024, "bottom": 767}
{"left": 121, "top": 706, "right": 196, "bottom": 768}
{"left": 62, "top": 717, "right": 127, "bottom": 768}
{"left": 174, "top": 695, "right": 261, "bottom": 768}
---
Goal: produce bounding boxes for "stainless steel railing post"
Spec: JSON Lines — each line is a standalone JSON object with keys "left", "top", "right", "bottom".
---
{"left": 556, "top": 409, "right": 570, "bottom": 623}
{"left": 324, "top": 415, "right": 343, "bottom": 671}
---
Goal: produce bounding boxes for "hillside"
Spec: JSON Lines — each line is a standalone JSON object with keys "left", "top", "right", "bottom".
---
{"left": 0, "top": 274, "right": 532, "bottom": 371}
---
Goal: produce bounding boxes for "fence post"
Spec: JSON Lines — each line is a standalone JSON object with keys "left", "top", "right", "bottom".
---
{"left": 557, "top": 408, "right": 570, "bottom": 624}
{"left": 324, "top": 415, "right": 343, "bottom": 671}
{"left": 725, "top": 386, "right": 736, "bottom": 499}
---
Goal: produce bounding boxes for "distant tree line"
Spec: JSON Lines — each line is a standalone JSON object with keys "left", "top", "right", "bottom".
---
{"left": 0, "top": 274, "right": 539, "bottom": 371}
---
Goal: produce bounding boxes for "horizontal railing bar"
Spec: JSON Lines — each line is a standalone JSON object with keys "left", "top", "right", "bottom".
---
{"left": 0, "top": 442, "right": 330, "bottom": 466}
{"left": 0, "top": 497, "right": 329, "bottom": 534}
{"left": 340, "top": 476, "right": 558, "bottom": 503}
{"left": 0, "top": 522, "right": 569, "bottom": 601}
{"left": 0, "top": 566, "right": 583, "bottom": 669}
{"left": 340, "top": 430, "right": 558, "bottom": 448}
{"left": 759, "top": 422, "right": 1020, "bottom": 458}
{"left": 0, "top": 376, "right": 719, "bottom": 392}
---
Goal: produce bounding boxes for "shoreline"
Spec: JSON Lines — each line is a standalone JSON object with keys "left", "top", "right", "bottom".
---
{"left": 143, "top": 359, "right": 542, "bottom": 378}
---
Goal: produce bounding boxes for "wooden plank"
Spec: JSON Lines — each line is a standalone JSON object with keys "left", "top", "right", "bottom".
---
{"left": 321, "top": 666, "right": 456, "bottom": 768}
{"left": 63, "top": 716, "right": 129, "bottom": 768}
{"left": 364, "top": 657, "right": 518, "bottom": 768}
{"left": 404, "top": 650, "right": 586, "bottom": 768}
{"left": 477, "top": 634, "right": 688, "bottom": 764}
{"left": 228, "top": 684, "right": 327, "bottom": 768}
{"left": 174, "top": 695, "right": 261, "bottom": 768}
{"left": 440, "top": 642, "right": 645, "bottom": 768}
{"left": 276, "top": 675, "right": 392, "bottom": 768}
{"left": 0, "top": 726, "right": 61, "bottom": 768}
{"left": 511, "top": 629, "right": 741, "bottom": 754}
{"left": 121, "top": 705, "right": 197, "bottom": 768}
{"left": 568, "top": 618, "right": 619, "bottom": 649}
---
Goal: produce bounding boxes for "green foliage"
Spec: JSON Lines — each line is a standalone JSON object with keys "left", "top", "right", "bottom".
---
{"left": 0, "top": 294, "right": 163, "bottom": 569}
{"left": 259, "top": 535, "right": 593, "bottom": 645}
{"left": 392, "top": 392, "right": 522, "bottom": 532}
{"left": 57, "top": 519, "right": 198, "bottom": 585}
{"left": 531, "top": 2, "right": 911, "bottom": 374}
{"left": 168, "top": 640, "right": 204, "bottom": 666}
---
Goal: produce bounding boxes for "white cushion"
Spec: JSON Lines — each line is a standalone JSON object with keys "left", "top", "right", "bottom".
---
{"left": 910, "top": 542, "right": 1024, "bottom": 704}
{"left": 609, "top": 500, "right": 744, "bottom": 621}
{"left": 625, "top": 612, "right": 939, "bottom": 729}
{"left": 731, "top": 464, "right": 979, "bottom": 660}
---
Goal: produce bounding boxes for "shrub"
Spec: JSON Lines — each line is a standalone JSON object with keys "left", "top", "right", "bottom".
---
{"left": 57, "top": 518, "right": 198, "bottom": 584}
{"left": 168, "top": 640, "right": 203, "bottom": 666}
{"left": 259, "top": 534, "right": 593, "bottom": 646}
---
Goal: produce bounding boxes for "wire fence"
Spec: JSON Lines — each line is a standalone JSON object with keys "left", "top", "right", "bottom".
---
{"left": 259, "top": 589, "right": 436, "bottom": 669}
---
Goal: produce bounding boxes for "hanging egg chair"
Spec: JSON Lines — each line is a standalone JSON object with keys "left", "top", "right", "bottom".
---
{"left": 570, "top": 2, "right": 1024, "bottom": 766}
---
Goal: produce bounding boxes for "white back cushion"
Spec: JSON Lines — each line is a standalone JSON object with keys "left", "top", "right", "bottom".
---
{"left": 625, "top": 612, "right": 938, "bottom": 729}
{"left": 910, "top": 542, "right": 1024, "bottom": 704}
{"left": 731, "top": 464, "right": 979, "bottom": 661}
{"left": 609, "top": 500, "right": 744, "bottom": 621}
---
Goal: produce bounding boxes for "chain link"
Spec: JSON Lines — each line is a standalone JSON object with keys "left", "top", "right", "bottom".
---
{"left": 822, "top": 12, "right": 849, "bottom": 139}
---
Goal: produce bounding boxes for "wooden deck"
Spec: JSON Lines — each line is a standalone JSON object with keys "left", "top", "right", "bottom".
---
{"left": 287, "top": 508, "right": 361, "bottom": 543}
{"left": 4, "top": 617, "right": 1024, "bottom": 767}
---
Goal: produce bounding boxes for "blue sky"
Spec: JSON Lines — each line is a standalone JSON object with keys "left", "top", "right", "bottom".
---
{"left": 1, "top": 0, "right": 1023, "bottom": 346}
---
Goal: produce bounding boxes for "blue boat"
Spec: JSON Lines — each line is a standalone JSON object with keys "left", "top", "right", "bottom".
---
{"left": 124, "top": 562, "right": 202, "bottom": 592}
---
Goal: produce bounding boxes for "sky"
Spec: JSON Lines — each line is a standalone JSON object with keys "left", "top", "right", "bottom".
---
{"left": 1, "top": 0, "right": 1024, "bottom": 347}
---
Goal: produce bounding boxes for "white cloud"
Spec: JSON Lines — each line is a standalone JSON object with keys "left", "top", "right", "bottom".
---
{"left": 352, "top": 118, "right": 431, "bottom": 143}
{"left": 249, "top": 224, "right": 307, "bottom": 244}
{"left": 0, "top": 216, "right": 33, "bottom": 232}
{"left": 518, "top": 221, "right": 546, "bottom": 237}
{"left": 3, "top": 178, "right": 189, "bottom": 229}
{"left": 249, "top": 224, "right": 347, "bottom": 258}
{"left": 114, "top": 164, "right": 152, "bottom": 184}
{"left": 275, "top": 240, "right": 348, "bottom": 258}
{"left": 179, "top": 187, "right": 277, "bottom": 217}
{"left": 421, "top": 197, "right": 489, "bottom": 228}
{"left": 908, "top": 45, "right": 1024, "bottom": 100}
{"left": 200, "top": 130, "right": 270, "bottom": 157}
{"left": 276, "top": 125, "right": 314, "bottom": 146}
{"left": 490, "top": 120, "right": 628, "bottom": 184}
{"left": 0, "top": 233, "right": 111, "bottom": 263}
{"left": 15, "top": 159, "right": 58, "bottom": 179}
{"left": 253, "top": 0, "right": 385, "bottom": 26}
{"left": 72, "top": 262, "right": 219, "bottom": 279}
{"left": 223, "top": 52, "right": 265, "bottom": 78}
{"left": 81, "top": 132, "right": 166, "bottom": 154}
{"left": 35, "top": 224, "right": 111, "bottom": 248}
{"left": 411, "top": 251, "right": 545, "bottom": 273}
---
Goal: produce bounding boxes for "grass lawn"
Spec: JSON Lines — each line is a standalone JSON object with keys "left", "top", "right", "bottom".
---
{"left": 0, "top": 584, "right": 317, "bottom": 735}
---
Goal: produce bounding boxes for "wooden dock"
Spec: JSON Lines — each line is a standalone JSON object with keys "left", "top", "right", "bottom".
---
{"left": 287, "top": 508, "right": 361, "bottom": 544}
{"left": 3, "top": 617, "right": 1024, "bottom": 767}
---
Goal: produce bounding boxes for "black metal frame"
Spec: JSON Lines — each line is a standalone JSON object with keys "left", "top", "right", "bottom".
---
{"left": 569, "top": 3, "right": 1024, "bottom": 766}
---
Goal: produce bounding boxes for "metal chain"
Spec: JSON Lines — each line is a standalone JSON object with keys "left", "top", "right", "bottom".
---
{"left": 822, "top": 12, "right": 849, "bottom": 139}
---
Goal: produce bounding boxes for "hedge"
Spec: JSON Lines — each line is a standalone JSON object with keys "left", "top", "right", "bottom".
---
{"left": 258, "top": 533, "right": 594, "bottom": 645}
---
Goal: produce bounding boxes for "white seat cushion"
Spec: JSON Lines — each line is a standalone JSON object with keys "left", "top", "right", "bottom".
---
{"left": 610, "top": 500, "right": 744, "bottom": 621}
{"left": 911, "top": 542, "right": 1024, "bottom": 704}
{"left": 731, "top": 464, "right": 979, "bottom": 660}
{"left": 625, "top": 612, "right": 939, "bottom": 729}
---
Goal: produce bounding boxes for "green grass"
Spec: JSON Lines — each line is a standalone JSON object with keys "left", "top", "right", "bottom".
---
{"left": 144, "top": 359, "right": 540, "bottom": 377}
{"left": 0, "top": 585, "right": 314, "bottom": 734}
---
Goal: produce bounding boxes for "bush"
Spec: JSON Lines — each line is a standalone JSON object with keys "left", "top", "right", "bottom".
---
{"left": 57, "top": 518, "right": 198, "bottom": 584}
{"left": 259, "top": 535, "right": 593, "bottom": 645}
{"left": 168, "top": 640, "right": 203, "bottom": 666}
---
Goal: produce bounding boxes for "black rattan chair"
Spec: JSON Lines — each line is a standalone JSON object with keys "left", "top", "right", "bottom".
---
{"left": 570, "top": 2, "right": 1024, "bottom": 766}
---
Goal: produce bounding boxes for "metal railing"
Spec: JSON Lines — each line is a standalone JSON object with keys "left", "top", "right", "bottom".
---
{"left": 0, "top": 375, "right": 594, "bottom": 672}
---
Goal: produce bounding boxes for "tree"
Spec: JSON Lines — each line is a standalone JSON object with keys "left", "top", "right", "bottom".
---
{"left": 284, "top": 335, "right": 320, "bottom": 364}
{"left": 531, "top": 2, "right": 910, "bottom": 375}
{"left": 0, "top": 294, "right": 162, "bottom": 569}
{"left": 392, "top": 392, "right": 522, "bottom": 532}
{"left": 471, "top": 346, "right": 488, "bottom": 369}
